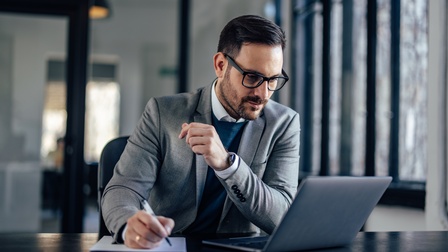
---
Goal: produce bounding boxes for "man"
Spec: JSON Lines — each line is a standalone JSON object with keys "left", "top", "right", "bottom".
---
{"left": 102, "top": 14, "right": 300, "bottom": 249}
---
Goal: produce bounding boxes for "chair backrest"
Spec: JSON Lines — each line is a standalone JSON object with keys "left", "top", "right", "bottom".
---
{"left": 98, "top": 136, "right": 129, "bottom": 238}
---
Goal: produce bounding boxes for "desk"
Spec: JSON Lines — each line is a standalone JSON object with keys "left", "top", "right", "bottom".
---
{"left": 1, "top": 231, "right": 447, "bottom": 251}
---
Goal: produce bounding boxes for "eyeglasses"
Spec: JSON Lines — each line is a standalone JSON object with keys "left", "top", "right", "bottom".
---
{"left": 225, "top": 54, "right": 289, "bottom": 91}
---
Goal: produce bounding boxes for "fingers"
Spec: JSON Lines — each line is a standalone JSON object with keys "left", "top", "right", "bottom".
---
{"left": 179, "top": 123, "right": 214, "bottom": 153}
{"left": 178, "top": 123, "right": 190, "bottom": 139}
{"left": 158, "top": 216, "right": 175, "bottom": 235}
{"left": 178, "top": 122, "right": 229, "bottom": 170}
{"left": 178, "top": 122, "right": 210, "bottom": 140}
{"left": 124, "top": 211, "right": 175, "bottom": 249}
{"left": 126, "top": 233, "right": 162, "bottom": 249}
{"left": 182, "top": 128, "right": 215, "bottom": 156}
{"left": 178, "top": 123, "right": 216, "bottom": 144}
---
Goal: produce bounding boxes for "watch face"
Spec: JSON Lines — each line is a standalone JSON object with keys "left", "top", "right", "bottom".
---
{"left": 228, "top": 153, "right": 236, "bottom": 166}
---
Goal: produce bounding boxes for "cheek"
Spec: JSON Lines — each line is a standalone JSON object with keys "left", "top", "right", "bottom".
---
{"left": 227, "top": 74, "right": 245, "bottom": 97}
{"left": 233, "top": 86, "right": 250, "bottom": 102}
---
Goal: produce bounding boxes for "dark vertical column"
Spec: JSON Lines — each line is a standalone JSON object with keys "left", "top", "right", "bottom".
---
{"left": 274, "top": 0, "right": 282, "bottom": 26}
{"left": 178, "top": 0, "right": 190, "bottom": 93}
{"left": 320, "top": 0, "right": 331, "bottom": 176}
{"left": 365, "top": 0, "right": 377, "bottom": 176}
{"left": 61, "top": 2, "right": 90, "bottom": 232}
{"left": 271, "top": 0, "right": 282, "bottom": 102}
{"left": 292, "top": 0, "right": 315, "bottom": 176}
{"left": 388, "top": 0, "right": 400, "bottom": 180}
{"left": 340, "top": 0, "right": 353, "bottom": 175}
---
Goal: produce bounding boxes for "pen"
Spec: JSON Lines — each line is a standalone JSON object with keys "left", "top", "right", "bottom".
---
{"left": 141, "top": 199, "right": 172, "bottom": 246}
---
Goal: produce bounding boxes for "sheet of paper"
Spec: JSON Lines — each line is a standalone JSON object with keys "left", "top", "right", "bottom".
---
{"left": 90, "top": 236, "right": 186, "bottom": 252}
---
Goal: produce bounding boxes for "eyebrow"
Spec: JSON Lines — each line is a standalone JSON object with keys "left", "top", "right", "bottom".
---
{"left": 227, "top": 54, "right": 283, "bottom": 78}
{"left": 239, "top": 64, "right": 283, "bottom": 78}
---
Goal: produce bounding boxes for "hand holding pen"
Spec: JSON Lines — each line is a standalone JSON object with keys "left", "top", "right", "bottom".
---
{"left": 124, "top": 202, "right": 174, "bottom": 249}
{"left": 141, "top": 199, "right": 173, "bottom": 246}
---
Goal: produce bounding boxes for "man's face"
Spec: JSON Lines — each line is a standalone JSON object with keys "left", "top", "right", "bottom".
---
{"left": 216, "top": 43, "right": 284, "bottom": 120}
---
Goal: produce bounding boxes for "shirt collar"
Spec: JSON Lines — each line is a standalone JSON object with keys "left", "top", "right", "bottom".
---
{"left": 211, "top": 80, "right": 246, "bottom": 123}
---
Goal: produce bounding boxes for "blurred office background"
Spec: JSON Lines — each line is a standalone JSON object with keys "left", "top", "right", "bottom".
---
{"left": 0, "top": 0, "right": 447, "bottom": 234}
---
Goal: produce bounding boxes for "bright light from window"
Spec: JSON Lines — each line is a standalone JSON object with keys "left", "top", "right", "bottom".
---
{"left": 84, "top": 81, "right": 120, "bottom": 163}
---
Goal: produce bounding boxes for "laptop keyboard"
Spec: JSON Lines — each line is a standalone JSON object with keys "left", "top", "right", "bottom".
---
{"left": 235, "top": 240, "right": 267, "bottom": 249}
{"left": 203, "top": 235, "right": 269, "bottom": 251}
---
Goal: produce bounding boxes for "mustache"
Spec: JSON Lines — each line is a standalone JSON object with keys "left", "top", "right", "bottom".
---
{"left": 242, "top": 96, "right": 268, "bottom": 105}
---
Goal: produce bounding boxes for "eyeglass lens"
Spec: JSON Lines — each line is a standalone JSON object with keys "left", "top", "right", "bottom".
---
{"left": 243, "top": 74, "right": 286, "bottom": 90}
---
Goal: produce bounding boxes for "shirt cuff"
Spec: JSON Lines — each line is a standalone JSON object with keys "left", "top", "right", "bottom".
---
{"left": 121, "top": 224, "right": 128, "bottom": 242}
{"left": 215, "top": 153, "right": 239, "bottom": 179}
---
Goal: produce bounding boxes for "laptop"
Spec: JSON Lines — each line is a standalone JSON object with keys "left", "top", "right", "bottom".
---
{"left": 203, "top": 176, "right": 392, "bottom": 252}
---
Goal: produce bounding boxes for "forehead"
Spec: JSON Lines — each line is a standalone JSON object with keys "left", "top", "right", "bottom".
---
{"left": 234, "top": 43, "right": 284, "bottom": 76}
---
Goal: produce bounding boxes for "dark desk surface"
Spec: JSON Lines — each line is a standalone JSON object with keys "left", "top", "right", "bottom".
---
{"left": 1, "top": 231, "right": 448, "bottom": 251}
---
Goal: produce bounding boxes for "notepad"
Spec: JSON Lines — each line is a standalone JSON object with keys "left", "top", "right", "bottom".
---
{"left": 90, "top": 236, "right": 186, "bottom": 251}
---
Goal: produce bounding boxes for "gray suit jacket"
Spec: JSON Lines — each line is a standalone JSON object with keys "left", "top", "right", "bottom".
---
{"left": 102, "top": 84, "right": 300, "bottom": 241}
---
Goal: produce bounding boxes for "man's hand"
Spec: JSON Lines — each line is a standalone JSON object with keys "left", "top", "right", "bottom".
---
{"left": 124, "top": 211, "right": 175, "bottom": 249}
{"left": 178, "top": 122, "right": 229, "bottom": 171}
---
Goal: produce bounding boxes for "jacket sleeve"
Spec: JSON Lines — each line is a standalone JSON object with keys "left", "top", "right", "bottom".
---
{"left": 101, "top": 98, "right": 162, "bottom": 241}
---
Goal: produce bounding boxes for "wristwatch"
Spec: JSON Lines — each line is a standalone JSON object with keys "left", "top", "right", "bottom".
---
{"left": 228, "top": 152, "right": 236, "bottom": 167}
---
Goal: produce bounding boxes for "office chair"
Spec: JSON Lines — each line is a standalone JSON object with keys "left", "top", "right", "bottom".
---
{"left": 98, "top": 136, "right": 129, "bottom": 238}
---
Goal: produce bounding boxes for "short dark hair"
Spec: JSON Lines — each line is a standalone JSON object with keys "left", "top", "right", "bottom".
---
{"left": 217, "top": 15, "right": 286, "bottom": 57}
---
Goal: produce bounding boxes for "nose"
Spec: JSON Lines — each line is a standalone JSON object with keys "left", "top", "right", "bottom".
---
{"left": 252, "top": 80, "right": 270, "bottom": 99}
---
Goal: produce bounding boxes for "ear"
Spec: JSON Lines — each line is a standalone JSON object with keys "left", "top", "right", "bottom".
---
{"left": 213, "top": 52, "right": 227, "bottom": 78}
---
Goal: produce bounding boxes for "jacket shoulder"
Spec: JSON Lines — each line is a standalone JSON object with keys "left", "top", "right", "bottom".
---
{"left": 148, "top": 87, "right": 206, "bottom": 114}
{"left": 263, "top": 100, "right": 298, "bottom": 120}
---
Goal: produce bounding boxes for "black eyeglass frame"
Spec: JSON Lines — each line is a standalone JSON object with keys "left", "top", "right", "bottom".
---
{"left": 225, "top": 54, "right": 289, "bottom": 91}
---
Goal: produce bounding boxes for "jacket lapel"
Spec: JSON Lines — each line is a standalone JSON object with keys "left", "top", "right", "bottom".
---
{"left": 237, "top": 116, "right": 265, "bottom": 166}
{"left": 193, "top": 85, "right": 213, "bottom": 209}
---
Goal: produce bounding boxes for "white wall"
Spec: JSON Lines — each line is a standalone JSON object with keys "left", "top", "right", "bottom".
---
{"left": 426, "top": 0, "right": 448, "bottom": 230}
{"left": 365, "top": 205, "right": 426, "bottom": 231}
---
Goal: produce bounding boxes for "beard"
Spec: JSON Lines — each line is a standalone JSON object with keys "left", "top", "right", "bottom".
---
{"left": 218, "top": 70, "right": 269, "bottom": 121}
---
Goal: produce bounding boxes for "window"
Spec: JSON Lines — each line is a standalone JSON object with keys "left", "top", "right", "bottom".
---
{"left": 292, "top": 0, "right": 428, "bottom": 208}
{"left": 399, "top": 0, "right": 427, "bottom": 181}
{"left": 84, "top": 80, "right": 120, "bottom": 162}
{"left": 41, "top": 60, "right": 120, "bottom": 165}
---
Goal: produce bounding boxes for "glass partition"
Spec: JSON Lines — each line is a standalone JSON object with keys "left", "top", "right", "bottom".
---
{"left": 0, "top": 13, "right": 67, "bottom": 232}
